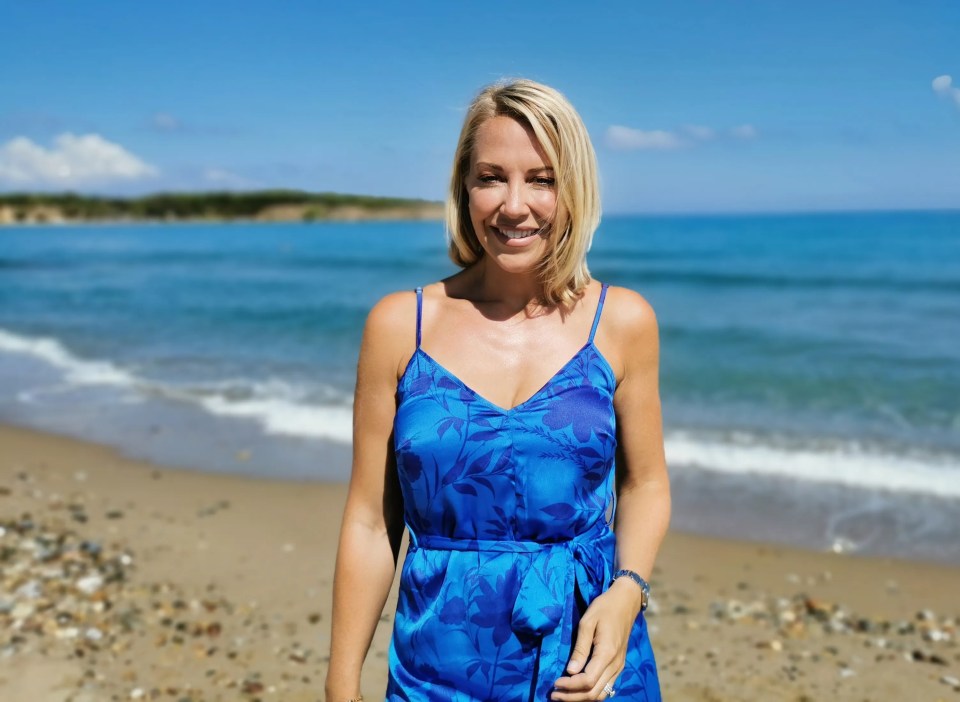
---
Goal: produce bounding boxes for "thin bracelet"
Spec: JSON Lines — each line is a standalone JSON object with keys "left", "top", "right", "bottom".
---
{"left": 346, "top": 696, "right": 363, "bottom": 702}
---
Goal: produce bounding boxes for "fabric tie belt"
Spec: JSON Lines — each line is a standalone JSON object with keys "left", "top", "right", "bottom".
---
{"left": 409, "top": 518, "right": 615, "bottom": 701}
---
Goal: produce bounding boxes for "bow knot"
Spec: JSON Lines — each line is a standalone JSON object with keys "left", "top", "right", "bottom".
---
{"left": 509, "top": 521, "right": 614, "bottom": 639}
{"left": 414, "top": 518, "right": 615, "bottom": 701}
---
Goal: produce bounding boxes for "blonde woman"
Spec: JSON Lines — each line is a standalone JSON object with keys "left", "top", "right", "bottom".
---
{"left": 326, "top": 78, "right": 669, "bottom": 702}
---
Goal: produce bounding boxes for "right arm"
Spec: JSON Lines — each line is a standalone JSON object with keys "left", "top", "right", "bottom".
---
{"left": 324, "top": 292, "right": 414, "bottom": 701}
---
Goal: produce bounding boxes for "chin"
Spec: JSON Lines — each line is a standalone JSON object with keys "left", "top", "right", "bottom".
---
{"left": 490, "top": 252, "right": 546, "bottom": 275}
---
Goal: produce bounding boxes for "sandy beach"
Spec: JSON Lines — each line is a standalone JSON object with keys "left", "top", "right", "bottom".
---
{"left": 1, "top": 422, "right": 958, "bottom": 702}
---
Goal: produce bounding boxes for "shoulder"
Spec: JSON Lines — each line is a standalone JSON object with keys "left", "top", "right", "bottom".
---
{"left": 360, "top": 289, "right": 420, "bottom": 377}
{"left": 602, "top": 284, "right": 659, "bottom": 344}
{"left": 597, "top": 284, "right": 660, "bottom": 381}
{"left": 364, "top": 289, "right": 416, "bottom": 336}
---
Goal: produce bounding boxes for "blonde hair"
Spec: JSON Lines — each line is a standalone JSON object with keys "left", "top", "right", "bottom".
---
{"left": 445, "top": 78, "right": 601, "bottom": 308}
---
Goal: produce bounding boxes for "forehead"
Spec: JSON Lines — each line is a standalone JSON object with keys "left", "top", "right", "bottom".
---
{"left": 471, "top": 115, "right": 551, "bottom": 169}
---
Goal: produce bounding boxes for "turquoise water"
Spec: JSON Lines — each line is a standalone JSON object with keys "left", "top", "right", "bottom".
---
{"left": 1, "top": 212, "right": 958, "bottom": 563}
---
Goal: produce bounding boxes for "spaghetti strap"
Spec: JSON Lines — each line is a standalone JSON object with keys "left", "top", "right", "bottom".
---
{"left": 415, "top": 287, "right": 423, "bottom": 349}
{"left": 588, "top": 282, "right": 609, "bottom": 344}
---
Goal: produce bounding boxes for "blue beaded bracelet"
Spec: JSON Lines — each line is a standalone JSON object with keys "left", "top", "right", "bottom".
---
{"left": 611, "top": 569, "right": 651, "bottom": 611}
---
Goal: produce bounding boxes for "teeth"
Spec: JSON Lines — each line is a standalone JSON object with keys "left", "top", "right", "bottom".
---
{"left": 499, "top": 228, "right": 538, "bottom": 239}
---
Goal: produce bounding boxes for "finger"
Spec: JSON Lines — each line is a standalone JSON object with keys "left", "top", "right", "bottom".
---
{"left": 550, "top": 660, "right": 621, "bottom": 702}
{"left": 590, "top": 661, "right": 625, "bottom": 701}
{"left": 553, "top": 672, "right": 597, "bottom": 693}
{"left": 565, "top": 616, "right": 598, "bottom": 675}
{"left": 553, "top": 642, "right": 618, "bottom": 698}
{"left": 550, "top": 673, "right": 600, "bottom": 702}
{"left": 579, "top": 642, "right": 619, "bottom": 693}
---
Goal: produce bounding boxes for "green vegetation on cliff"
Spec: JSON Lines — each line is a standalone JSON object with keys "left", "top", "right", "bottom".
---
{"left": 0, "top": 190, "right": 443, "bottom": 223}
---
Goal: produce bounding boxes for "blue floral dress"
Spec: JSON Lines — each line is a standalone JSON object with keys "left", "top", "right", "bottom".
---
{"left": 386, "top": 282, "right": 661, "bottom": 701}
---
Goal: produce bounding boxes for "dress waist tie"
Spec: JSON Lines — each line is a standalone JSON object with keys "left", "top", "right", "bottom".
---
{"left": 410, "top": 518, "right": 615, "bottom": 701}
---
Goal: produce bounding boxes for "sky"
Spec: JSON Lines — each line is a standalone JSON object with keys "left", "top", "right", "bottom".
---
{"left": 1, "top": 1, "right": 958, "bottom": 213}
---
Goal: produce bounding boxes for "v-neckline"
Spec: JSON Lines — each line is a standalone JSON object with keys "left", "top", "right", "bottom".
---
{"left": 412, "top": 341, "right": 602, "bottom": 415}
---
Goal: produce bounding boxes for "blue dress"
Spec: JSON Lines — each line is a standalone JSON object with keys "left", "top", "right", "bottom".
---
{"left": 386, "top": 282, "right": 661, "bottom": 701}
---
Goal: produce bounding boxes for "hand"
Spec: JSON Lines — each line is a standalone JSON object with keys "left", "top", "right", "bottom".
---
{"left": 550, "top": 579, "right": 645, "bottom": 700}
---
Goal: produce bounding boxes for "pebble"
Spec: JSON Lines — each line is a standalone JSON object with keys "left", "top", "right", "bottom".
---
{"left": 701, "top": 588, "right": 958, "bottom": 676}
{"left": 756, "top": 639, "right": 783, "bottom": 652}
{"left": 5, "top": 479, "right": 956, "bottom": 699}
{"left": 0, "top": 498, "right": 312, "bottom": 701}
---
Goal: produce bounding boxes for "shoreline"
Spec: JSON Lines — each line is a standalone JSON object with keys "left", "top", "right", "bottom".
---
{"left": 2, "top": 423, "right": 959, "bottom": 700}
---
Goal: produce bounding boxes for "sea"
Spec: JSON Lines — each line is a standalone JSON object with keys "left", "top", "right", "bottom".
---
{"left": 1, "top": 212, "right": 958, "bottom": 565}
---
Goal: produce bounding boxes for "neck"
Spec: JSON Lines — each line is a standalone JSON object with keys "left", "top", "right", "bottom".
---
{"left": 468, "top": 257, "right": 549, "bottom": 315}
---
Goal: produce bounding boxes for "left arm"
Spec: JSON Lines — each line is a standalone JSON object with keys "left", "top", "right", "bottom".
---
{"left": 551, "top": 288, "right": 671, "bottom": 701}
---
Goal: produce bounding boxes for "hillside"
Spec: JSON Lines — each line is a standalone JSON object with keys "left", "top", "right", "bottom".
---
{"left": 0, "top": 190, "right": 444, "bottom": 224}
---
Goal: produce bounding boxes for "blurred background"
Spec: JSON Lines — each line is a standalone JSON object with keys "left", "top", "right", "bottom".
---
{"left": 3, "top": 0, "right": 958, "bottom": 563}
{"left": 2, "top": 3, "right": 960, "bottom": 700}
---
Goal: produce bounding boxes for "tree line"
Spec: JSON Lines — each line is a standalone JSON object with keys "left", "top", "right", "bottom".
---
{"left": 0, "top": 190, "right": 441, "bottom": 221}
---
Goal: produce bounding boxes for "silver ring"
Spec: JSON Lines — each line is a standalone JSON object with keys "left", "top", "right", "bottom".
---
{"left": 602, "top": 681, "right": 616, "bottom": 697}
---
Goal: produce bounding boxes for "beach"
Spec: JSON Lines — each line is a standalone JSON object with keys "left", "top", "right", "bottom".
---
{"left": 5, "top": 1, "right": 960, "bottom": 698}
{"left": 2, "top": 422, "right": 958, "bottom": 702}
{"left": 1, "top": 214, "right": 958, "bottom": 700}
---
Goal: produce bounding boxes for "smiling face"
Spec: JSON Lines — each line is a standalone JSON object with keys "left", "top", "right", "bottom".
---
{"left": 465, "top": 114, "right": 558, "bottom": 274}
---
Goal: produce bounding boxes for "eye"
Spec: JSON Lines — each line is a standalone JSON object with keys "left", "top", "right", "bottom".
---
{"left": 534, "top": 176, "right": 556, "bottom": 186}
{"left": 477, "top": 174, "right": 502, "bottom": 183}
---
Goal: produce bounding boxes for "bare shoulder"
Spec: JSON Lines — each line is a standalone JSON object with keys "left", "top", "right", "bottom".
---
{"left": 599, "top": 285, "right": 660, "bottom": 381}
{"left": 603, "top": 284, "right": 659, "bottom": 342}
{"left": 366, "top": 289, "right": 416, "bottom": 329}
{"left": 360, "top": 289, "right": 419, "bottom": 379}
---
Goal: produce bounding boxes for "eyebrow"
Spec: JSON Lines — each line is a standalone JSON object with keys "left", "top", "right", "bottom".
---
{"left": 474, "top": 162, "right": 554, "bottom": 174}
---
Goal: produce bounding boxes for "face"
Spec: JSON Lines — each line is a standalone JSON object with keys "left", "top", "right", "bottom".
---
{"left": 465, "top": 115, "right": 557, "bottom": 272}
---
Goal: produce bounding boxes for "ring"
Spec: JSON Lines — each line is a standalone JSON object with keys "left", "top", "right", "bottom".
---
{"left": 602, "top": 682, "right": 616, "bottom": 697}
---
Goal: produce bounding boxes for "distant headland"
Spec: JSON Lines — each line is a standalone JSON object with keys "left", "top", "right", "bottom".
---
{"left": 0, "top": 190, "right": 444, "bottom": 225}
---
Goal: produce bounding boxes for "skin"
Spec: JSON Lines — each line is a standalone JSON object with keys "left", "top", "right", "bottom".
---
{"left": 325, "top": 114, "right": 671, "bottom": 702}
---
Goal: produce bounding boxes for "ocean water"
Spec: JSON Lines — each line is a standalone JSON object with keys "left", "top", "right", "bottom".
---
{"left": 1, "top": 212, "right": 958, "bottom": 564}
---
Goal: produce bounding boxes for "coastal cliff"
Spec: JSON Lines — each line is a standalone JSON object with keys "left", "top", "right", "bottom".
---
{"left": 0, "top": 190, "right": 444, "bottom": 225}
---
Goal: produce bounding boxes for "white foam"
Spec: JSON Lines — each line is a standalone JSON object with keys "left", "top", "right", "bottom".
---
{"left": 0, "top": 328, "right": 135, "bottom": 386}
{"left": 3, "top": 326, "right": 958, "bottom": 485}
{"left": 666, "top": 428, "right": 960, "bottom": 497}
{"left": 197, "top": 394, "right": 353, "bottom": 443}
{"left": 0, "top": 327, "right": 354, "bottom": 443}
{"left": 152, "top": 378, "right": 354, "bottom": 443}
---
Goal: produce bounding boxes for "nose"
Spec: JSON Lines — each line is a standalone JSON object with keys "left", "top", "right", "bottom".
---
{"left": 499, "top": 180, "right": 530, "bottom": 219}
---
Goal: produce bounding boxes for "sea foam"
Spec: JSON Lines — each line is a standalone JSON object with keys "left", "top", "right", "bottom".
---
{"left": 0, "top": 327, "right": 354, "bottom": 444}
{"left": 2, "top": 326, "right": 958, "bottom": 495}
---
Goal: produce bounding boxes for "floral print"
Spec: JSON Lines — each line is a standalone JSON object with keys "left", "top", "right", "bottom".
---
{"left": 386, "top": 283, "right": 661, "bottom": 701}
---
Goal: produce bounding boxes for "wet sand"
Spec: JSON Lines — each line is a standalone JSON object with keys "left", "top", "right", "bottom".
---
{"left": 1, "top": 423, "right": 958, "bottom": 701}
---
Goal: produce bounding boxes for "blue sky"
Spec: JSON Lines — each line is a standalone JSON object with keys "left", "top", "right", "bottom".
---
{"left": 2, "top": 1, "right": 958, "bottom": 213}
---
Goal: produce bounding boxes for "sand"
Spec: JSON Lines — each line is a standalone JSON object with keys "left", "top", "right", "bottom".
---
{"left": 1, "top": 423, "right": 958, "bottom": 701}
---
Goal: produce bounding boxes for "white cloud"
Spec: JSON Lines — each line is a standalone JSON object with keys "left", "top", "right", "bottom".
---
{"left": 605, "top": 126, "right": 687, "bottom": 151}
{"left": 203, "top": 168, "right": 259, "bottom": 189}
{"left": 730, "top": 124, "right": 758, "bottom": 140}
{"left": 146, "top": 113, "right": 241, "bottom": 138}
{"left": 605, "top": 122, "right": 758, "bottom": 151}
{"left": 932, "top": 74, "right": 960, "bottom": 108}
{"left": 152, "top": 112, "right": 181, "bottom": 132}
{"left": 682, "top": 124, "right": 716, "bottom": 141}
{"left": 0, "top": 133, "right": 158, "bottom": 187}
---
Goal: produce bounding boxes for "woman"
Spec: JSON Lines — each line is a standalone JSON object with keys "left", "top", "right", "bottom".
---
{"left": 326, "top": 79, "right": 670, "bottom": 702}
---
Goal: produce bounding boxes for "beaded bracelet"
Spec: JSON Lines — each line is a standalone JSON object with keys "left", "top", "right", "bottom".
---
{"left": 610, "top": 568, "right": 651, "bottom": 611}
{"left": 345, "top": 696, "right": 363, "bottom": 702}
